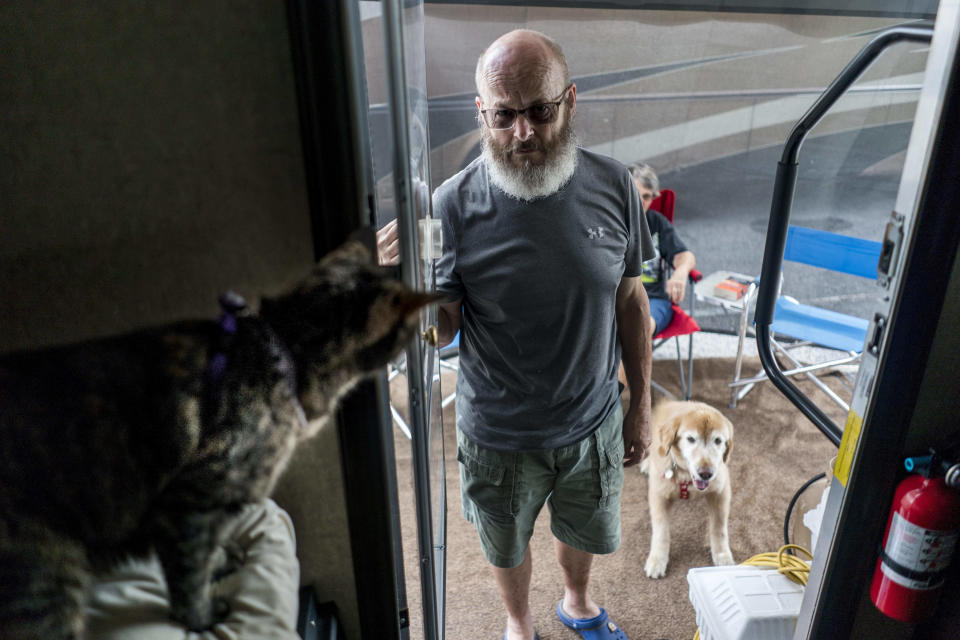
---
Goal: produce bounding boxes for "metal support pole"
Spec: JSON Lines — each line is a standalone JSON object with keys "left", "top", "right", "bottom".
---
{"left": 381, "top": 2, "right": 440, "bottom": 639}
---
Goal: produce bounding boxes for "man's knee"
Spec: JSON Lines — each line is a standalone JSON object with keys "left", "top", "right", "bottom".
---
{"left": 648, "top": 296, "right": 674, "bottom": 336}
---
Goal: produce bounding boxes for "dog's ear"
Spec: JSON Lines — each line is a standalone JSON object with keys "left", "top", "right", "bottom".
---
{"left": 657, "top": 415, "right": 682, "bottom": 458}
{"left": 722, "top": 418, "right": 734, "bottom": 463}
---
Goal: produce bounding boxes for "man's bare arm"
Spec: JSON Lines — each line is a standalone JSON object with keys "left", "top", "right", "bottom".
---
{"left": 666, "top": 250, "right": 696, "bottom": 302}
{"left": 437, "top": 298, "right": 463, "bottom": 347}
{"left": 616, "top": 276, "right": 652, "bottom": 466}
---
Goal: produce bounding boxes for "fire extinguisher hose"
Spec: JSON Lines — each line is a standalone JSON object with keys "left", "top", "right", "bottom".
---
{"left": 692, "top": 545, "right": 813, "bottom": 640}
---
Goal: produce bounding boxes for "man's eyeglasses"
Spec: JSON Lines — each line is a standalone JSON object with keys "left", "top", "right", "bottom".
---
{"left": 479, "top": 84, "right": 573, "bottom": 130}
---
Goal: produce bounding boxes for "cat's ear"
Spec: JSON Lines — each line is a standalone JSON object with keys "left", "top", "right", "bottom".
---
{"left": 320, "top": 238, "right": 374, "bottom": 266}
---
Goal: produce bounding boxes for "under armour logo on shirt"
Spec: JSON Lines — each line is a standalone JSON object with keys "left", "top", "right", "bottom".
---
{"left": 587, "top": 226, "right": 606, "bottom": 239}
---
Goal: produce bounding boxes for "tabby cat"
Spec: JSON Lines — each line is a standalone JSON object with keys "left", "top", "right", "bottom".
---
{"left": 0, "top": 239, "right": 436, "bottom": 639}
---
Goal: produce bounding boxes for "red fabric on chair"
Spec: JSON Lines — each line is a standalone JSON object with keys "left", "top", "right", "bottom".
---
{"left": 648, "top": 188, "right": 676, "bottom": 223}
{"left": 647, "top": 187, "right": 699, "bottom": 400}
{"left": 654, "top": 304, "right": 700, "bottom": 341}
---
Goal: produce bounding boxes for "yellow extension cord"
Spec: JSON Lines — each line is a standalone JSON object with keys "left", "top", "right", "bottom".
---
{"left": 692, "top": 544, "right": 813, "bottom": 640}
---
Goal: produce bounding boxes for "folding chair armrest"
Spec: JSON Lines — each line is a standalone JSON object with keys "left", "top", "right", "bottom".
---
{"left": 684, "top": 270, "right": 702, "bottom": 309}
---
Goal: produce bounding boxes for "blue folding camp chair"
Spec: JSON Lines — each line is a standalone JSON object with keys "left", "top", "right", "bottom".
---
{"left": 729, "top": 226, "right": 882, "bottom": 410}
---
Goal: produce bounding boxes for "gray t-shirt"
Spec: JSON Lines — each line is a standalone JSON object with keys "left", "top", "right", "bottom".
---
{"left": 434, "top": 148, "right": 655, "bottom": 451}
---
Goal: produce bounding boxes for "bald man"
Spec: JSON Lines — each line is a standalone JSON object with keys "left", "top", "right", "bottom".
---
{"left": 434, "top": 30, "right": 654, "bottom": 640}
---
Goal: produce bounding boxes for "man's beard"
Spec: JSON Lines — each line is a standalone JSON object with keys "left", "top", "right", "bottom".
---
{"left": 481, "top": 119, "right": 578, "bottom": 201}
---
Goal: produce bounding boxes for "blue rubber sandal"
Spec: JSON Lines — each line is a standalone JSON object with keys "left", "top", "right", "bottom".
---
{"left": 556, "top": 601, "right": 628, "bottom": 639}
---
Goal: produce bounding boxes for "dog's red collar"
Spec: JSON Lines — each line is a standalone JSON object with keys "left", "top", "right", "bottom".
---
{"left": 663, "top": 461, "right": 691, "bottom": 499}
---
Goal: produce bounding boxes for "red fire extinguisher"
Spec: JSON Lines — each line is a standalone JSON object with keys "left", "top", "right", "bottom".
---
{"left": 870, "top": 455, "right": 960, "bottom": 623}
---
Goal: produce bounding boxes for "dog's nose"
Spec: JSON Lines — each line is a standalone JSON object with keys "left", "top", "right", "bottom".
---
{"left": 697, "top": 467, "right": 713, "bottom": 481}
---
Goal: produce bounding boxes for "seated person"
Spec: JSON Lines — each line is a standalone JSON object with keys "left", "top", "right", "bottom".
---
{"left": 627, "top": 162, "right": 696, "bottom": 336}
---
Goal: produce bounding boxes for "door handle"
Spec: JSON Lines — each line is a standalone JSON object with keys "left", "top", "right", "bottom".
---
{"left": 422, "top": 325, "right": 438, "bottom": 347}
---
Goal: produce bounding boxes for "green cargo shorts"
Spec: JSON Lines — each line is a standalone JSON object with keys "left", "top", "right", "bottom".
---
{"left": 456, "top": 404, "right": 625, "bottom": 569}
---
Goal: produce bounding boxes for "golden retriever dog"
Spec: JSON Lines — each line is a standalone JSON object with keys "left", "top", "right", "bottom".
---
{"left": 641, "top": 400, "right": 735, "bottom": 578}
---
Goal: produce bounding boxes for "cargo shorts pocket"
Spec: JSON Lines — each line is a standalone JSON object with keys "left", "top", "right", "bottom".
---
{"left": 457, "top": 445, "right": 516, "bottom": 518}
{"left": 595, "top": 409, "right": 625, "bottom": 508}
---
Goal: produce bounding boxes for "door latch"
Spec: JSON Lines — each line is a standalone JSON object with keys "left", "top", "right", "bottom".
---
{"left": 867, "top": 312, "right": 886, "bottom": 356}
{"left": 419, "top": 218, "right": 442, "bottom": 261}
{"left": 877, "top": 212, "right": 904, "bottom": 288}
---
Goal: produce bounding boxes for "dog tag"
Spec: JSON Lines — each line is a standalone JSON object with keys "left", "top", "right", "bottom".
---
{"left": 664, "top": 469, "right": 674, "bottom": 480}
